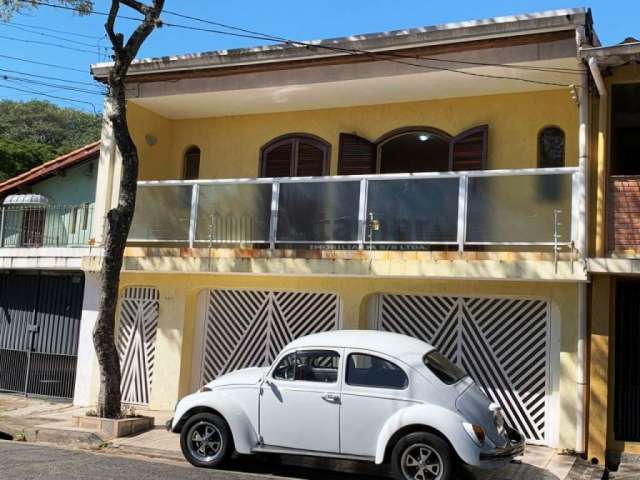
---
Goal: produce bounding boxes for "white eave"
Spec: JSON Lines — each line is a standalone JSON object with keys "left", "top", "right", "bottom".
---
{"left": 91, "top": 8, "right": 589, "bottom": 80}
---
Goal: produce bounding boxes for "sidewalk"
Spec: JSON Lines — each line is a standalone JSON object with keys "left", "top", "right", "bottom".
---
{"left": 0, "top": 392, "right": 603, "bottom": 480}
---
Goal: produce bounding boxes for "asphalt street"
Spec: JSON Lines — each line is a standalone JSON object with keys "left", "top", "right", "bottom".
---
{"left": 0, "top": 440, "right": 392, "bottom": 480}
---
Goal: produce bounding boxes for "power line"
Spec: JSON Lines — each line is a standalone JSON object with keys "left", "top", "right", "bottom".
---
{"left": 0, "top": 81, "right": 99, "bottom": 113}
{"left": 29, "top": 1, "right": 580, "bottom": 87}
{"left": 3, "top": 19, "right": 102, "bottom": 40}
{"left": 0, "top": 33, "right": 100, "bottom": 55}
{"left": 0, "top": 67, "right": 101, "bottom": 87}
{"left": 2, "top": 75, "right": 106, "bottom": 96}
{"left": 0, "top": 20, "right": 104, "bottom": 48}
{"left": 0, "top": 53, "right": 88, "bottom": 73}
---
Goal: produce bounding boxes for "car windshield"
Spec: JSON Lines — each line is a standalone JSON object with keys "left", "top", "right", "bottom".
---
{"left": 423, "top": 350, "right": 466, "bottom": 385}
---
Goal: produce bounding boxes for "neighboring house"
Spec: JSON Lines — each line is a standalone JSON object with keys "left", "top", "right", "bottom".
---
{"left": 581, "top": 39, "right": 640, "bottom": 465}
{"left": 0, "top": 142, "right": 102, "bottom": 402}
{"left": 85, "top": 7, "right": 610, "bottom": 456}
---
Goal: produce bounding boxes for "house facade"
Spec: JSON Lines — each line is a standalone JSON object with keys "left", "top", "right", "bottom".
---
{"left": 83, "top": 8, "right": 602, "bottom": 454}
{"left": 0, "top": 142, "right": 103, "bottom": 402}
{"left": 582, "top": 40, "right": 640, "bottom": 465}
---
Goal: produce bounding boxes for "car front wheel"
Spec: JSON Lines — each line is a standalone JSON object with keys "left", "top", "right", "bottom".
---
{"left": 180, "top": 412, "right": 231, "bottom": 468}
{"left": 391, "top": 432, "right": 453, "bottom": 480}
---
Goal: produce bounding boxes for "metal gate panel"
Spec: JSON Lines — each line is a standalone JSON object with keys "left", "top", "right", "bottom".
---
{"left": 614, "top": 280, "right": 640, "bottom": 441}
{"left": 0, "top": 272, "right": 83, "bottom": 399}
{"left": 377, "top": 294, "right": 549, "bottom": 444}
{"left": 201, "top": 289, "right": 339, "bottom": 384}
{"left": 117, "top": 286, "right": 159, "bottom": 405}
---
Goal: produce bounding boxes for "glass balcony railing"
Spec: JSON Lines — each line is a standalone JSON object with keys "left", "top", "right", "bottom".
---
{"left": 0, "top": 203, "right": 94, "bottom": 248}
{"left": 130, "top": 167, "right": 579, "bottom": 251}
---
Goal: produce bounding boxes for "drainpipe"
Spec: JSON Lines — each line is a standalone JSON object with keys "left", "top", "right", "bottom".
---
{"left": 575, "top": 61, "right": 590, "bottom": 456}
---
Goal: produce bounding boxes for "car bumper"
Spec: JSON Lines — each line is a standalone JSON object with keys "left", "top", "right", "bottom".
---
{"left": 479, "top": 426, "right": 525, "bottom": 465}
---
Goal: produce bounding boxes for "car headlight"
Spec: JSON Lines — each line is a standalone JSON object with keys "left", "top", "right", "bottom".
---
{"left": 463, "top": 422, "right": 486, "bottom": 446}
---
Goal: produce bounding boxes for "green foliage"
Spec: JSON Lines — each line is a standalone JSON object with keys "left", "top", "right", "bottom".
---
{"left": 0, "top": 1, "right": 93, "bottom": 20}
{"left": 0, "top": 100, "right": 101, "bottom": 181}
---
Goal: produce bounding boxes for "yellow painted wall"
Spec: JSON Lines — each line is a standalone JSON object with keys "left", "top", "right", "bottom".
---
{"left": 128, "top": 89, "right": 579, "bottom": 181}
{"left": 114, "top": 271, "right": 580, "bottom": 450}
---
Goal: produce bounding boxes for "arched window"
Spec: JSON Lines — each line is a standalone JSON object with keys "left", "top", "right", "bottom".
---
{"left": 260, "top": 134, "right": 330, "bottom": 177}
{"left": 538, "top": 127, "right": 565, "bottom": 168}
{"left": 378, "top": 128, "right": 452, "bottom": 173}
{"left": 183, "top": 146, "right": 201, "bottom": 180}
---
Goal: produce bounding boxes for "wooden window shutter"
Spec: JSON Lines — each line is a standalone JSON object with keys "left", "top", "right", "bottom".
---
{"left": 449, "top": 125, "right": 488, "bottom": 171}
{"left": 297, "top": 139, "right": 328, "bottom": 176}
{"left": 262, "top": 140, "right": 294, "bottom": 177}
{"left": 338, "top": 133, "right": 377, "bottom": 175}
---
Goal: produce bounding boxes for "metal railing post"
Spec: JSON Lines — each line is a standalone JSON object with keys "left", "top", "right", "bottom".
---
{"left": 0, "top": 206, "right": 5, "bottom": 248}
{"left": 357, "top": 179, "right": 368, "bottom": 250}
{"left": 456, "top": 175, "right": 468, "bottom": 252}
{"left": 269, "top": 182, "right": 280, "bottom": 249}
{"left": 570, "top": 171, "right": 580, "bottom": 250}
{"left": 188, "top": 184, "right": 199, "bottom": 249}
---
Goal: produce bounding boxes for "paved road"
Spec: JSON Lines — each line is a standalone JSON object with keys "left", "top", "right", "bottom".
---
{"left": 0, "top": 441, "right": 394, "bottom": 480}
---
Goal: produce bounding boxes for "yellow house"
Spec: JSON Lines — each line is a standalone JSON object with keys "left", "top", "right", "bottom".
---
{"left": 82, "top": 8, "right": 601, "bottom": 456}
{"left": 581, "top": 40, "right": 640, "bottom": 466}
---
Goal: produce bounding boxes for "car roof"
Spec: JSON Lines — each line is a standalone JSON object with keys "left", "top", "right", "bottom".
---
{"left": 286, "top": 330, "right": 435, "bottom": 361}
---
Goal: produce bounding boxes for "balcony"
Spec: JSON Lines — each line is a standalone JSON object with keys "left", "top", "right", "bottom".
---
{"left": 0, "top": 204, "right": 95, "bottom": 249}
{"left": 129, "top": 167, "right": 580, "bottom": 255}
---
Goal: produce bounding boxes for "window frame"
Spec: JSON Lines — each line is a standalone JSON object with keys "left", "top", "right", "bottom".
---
{"left": 259, "top": 133, "right": 331, "bottom": 177}
{"left": 537, "top": 126, "right": 566, "bottom": 169}
{"left": 270, "top": 348, "right": 342, "bottom": 384}
{"left": 345, "top": 351, "right": 410, "bottom": 391}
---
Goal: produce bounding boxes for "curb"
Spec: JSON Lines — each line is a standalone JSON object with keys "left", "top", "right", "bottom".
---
{"left": 0, "top": 421, "right": 105, "bottom": 447}
{"left": 108, "top": 444, "right": 185, "bottom": 462}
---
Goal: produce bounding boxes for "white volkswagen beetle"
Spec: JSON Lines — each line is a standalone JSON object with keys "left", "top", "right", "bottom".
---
{"left": 168, "top": 330, "right": 524, "bottom": 480}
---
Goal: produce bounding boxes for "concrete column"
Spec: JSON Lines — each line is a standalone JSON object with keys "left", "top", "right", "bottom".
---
{"left": 148, "top": 284, "right": 187, "bottom": 411}
{"left": 73, "top": 272, "right": 101, "bottom": 407}
{"left": 595, "top": 94, "right": 609, "bottom": 257}
{"left": 91, "top": 98, "right": 118, "bottom": 245}
{"left": 587, "top": 275, "right": 612, "bottom": 464}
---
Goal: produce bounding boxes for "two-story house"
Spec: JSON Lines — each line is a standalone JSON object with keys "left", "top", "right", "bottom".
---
{"left": 582, "top": 39, "right": 640, "bottom": 466}
{"left": 0, "top": 142, "right": 103, "bottom": 403}
{"left": 84, "top": 8, "right": 598, "bottom": 455}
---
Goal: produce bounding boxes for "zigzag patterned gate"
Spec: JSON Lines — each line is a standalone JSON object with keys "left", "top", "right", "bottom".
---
{"left": 201, "top": 289, "right": 340, "bottom": 384}
{"left": 376, "top": 294, "right": 550, "bottom": 444}
{"left": 117, "top": 287, "right": 159, "bottom": 405}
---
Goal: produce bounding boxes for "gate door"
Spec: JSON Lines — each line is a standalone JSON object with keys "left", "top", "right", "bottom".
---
{"left": 200, "top": 289, "right": 340, "bottom": 384}
{"left": 117, "top": 286, "right": 159, "bottom": 405}
{"left": 376, "top": 294, "right": 550, "bottom": 444}
{"left": 0, "top": 271, "right": 84, "bottom": 399}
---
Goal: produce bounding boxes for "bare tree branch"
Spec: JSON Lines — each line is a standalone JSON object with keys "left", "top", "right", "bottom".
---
{"left": 119, "top": 0, "right": 150, "bottom": 14}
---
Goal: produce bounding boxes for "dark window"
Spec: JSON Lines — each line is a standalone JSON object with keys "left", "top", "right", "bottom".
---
{"left": 261, "top": 135, "right": 330, "bottom": 177}
{"left": 346, "top": 353, "right": 408, "bottom": 389}
{"left": 183, "top": 146, "right": 201, "bottom": 180}
{"left": 611, "top": 83, "right": 640, "bottom": 175}
{"left": 379, "top": 130, "right": 450, "bottom": 174}
{"left": 272, "top": 350, "right": 340, "bottom": 383}
{"left": 424, "top": 351, "right": 466, "bottom": 385}
{"left": 538, "top": 127, "right": 565, "bottom": 168}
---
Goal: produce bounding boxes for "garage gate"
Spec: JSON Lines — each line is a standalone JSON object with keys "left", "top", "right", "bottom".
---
{"left": 0, "top": 271, "right": 84, "bottom": 399}
{"left": 199, "top": 289, "right": 340, "bottom": 385}
{"left": 374, "top": 294, "right": 550, "bottom": 445}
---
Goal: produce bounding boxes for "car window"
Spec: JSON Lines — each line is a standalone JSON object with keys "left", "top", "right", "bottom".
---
{"left": 424, "top": 350, "right": 466, "bottom": 385}
{"left": 346, "top": 353, "right": 408, "bottom": 390}
{"left": 272, "top": 350, "right": 340, "bottom": 383}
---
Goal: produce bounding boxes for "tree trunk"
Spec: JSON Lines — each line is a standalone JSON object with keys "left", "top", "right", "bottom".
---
{"left": 92, "top": 0, "right": 164, "bottom": 419}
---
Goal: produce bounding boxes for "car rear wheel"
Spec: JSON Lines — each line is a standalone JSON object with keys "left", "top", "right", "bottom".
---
{"left": 180, "top": 412, "right": 231, "bottom": 468}
{"left": 391, "top": 432, "right": 452, "bottom": 480}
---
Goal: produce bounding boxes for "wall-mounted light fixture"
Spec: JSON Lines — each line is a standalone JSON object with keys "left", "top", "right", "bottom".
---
{"left": 145, "top": 133, "right": 158, "bottom": 146}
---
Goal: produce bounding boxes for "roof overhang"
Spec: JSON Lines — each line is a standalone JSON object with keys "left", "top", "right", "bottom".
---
{"left": 91, "top": 8, "right": 591, "bottom": 82}
{"left": 580, "top": 42, "right": 640, "bottom": 67}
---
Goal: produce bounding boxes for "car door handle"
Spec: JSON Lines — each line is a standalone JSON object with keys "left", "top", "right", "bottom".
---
{"left": 322, "top": 393, "right": 341, "bottom": 404}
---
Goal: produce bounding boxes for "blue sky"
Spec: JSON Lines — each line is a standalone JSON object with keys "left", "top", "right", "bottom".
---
{"left": 0, "top": 0, "right": 638, "bottom": 114}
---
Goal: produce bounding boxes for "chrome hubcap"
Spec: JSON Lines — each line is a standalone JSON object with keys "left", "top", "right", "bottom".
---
{"left": 187, "top": 421, "right": 223, "bottom": 463}
{"left": 401, "top": 443, "right": 443, "bottom": 480}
